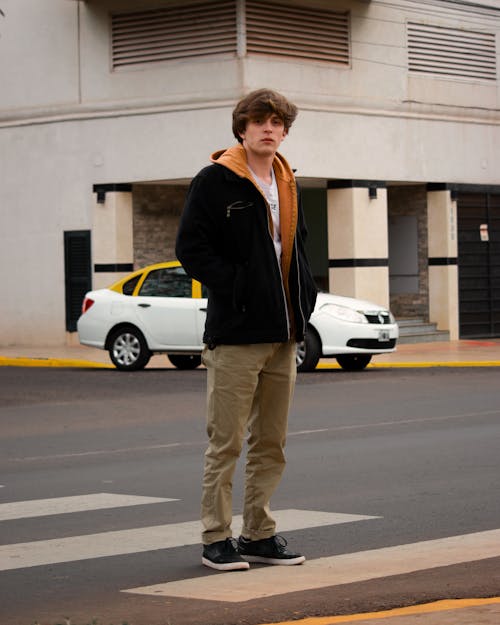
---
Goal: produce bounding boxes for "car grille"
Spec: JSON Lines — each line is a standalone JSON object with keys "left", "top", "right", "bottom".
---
{"left": 347, "top": 339, "right": 397, "bottom": 349}
{"left": 364, "top": 312, "right": 392, "bottom": 325}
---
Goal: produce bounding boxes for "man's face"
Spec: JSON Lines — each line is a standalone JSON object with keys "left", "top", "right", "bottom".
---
{"left": 239, "top": 114, "right": 287, "bottom": 158}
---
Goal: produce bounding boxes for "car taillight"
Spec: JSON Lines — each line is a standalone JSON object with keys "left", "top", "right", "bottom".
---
{"left": 81, "top": 297, "right": 95, "bottom": 314}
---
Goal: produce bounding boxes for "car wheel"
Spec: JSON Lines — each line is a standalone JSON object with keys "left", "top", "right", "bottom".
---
{"left": 168, "top": 354, "right": 202, "bottom": 370}
{"left": 336, "top": 354, "right": 372, "bottom": 371}
{"left": 108, "top": 327, "right": 151, "bottom": 371}
{"left": 296, "top": 330, "right": 322, "bottom": 372}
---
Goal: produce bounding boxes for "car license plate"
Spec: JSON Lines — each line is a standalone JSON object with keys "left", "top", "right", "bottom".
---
{"left": 378, "top": 330, "right": 390, "bottom": 342}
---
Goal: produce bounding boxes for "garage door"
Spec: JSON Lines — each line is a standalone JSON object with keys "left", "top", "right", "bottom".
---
{"left": 457, "top": 193, "right": 500, "bottom": 338}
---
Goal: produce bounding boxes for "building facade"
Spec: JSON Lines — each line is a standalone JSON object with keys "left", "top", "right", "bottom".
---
{"left": 0, "top": 0, "right": 499, "bottom": 346}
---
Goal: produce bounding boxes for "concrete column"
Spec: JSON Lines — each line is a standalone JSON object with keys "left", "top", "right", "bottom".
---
{"left": 427, "top": 186, "right": 459, "bottom": 339}
{"left": 327, "top": 180, "right": 389, "bottom": 307}
{"left": 92, "top": 184, "right": 134, "bottom": 289}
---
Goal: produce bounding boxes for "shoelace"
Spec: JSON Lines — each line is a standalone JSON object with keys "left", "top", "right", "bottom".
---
{"left": 272, "top": 534, "right": 288, "bottom": 553}
{"left": 224, "top": 537, "right": 240, "bottom": 552}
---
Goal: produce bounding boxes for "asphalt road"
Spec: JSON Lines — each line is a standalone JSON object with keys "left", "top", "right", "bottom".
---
{"left": 1, "top": 365, "right": 499, "bottom": 625}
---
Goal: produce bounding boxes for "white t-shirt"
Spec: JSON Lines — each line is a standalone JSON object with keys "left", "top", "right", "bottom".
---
{"left": 249, "top": 167, "right": 281, "bottom": 261}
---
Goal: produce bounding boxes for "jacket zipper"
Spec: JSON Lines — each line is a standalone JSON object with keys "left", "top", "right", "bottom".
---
{"left": 264, "top": 200, "right": 290, "bottom": 340}
{"left": 294, "top": 238, "right": 307, "bottom": 338}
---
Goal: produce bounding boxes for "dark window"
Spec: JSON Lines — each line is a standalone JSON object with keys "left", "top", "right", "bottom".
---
{"left": 138, "top": 267, "right": 191, "bottom": 298}
{"left": 64, "top": 231, "right": 92, "bottom": 332}
{"left": 122, "top": 274, "right": 141, "bottom": 295}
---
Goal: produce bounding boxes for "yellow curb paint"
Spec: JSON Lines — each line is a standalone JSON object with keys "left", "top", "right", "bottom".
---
{"left": 316, "top": 361, "right": 500, "bottom": 369}
{"left": 2, "top": 357, "right": 500, "bottom": 370}
{"left": 0, "top": 356, "right": 112, "bottom": 369}
{"left": 260, "top": 597, "right": 500, "bottom": 625}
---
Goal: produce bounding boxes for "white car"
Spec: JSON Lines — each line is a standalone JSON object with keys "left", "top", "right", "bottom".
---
{"left": 77, "top": 261, "right": 398, "bottom": 372}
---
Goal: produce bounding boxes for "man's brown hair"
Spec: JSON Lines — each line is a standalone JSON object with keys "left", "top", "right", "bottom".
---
{"left": 232, "top": 88, "right": 298, "bottom": 143}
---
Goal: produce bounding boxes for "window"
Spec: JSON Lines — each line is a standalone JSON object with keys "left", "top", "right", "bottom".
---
{"left": 407, "top": 21, "right": 496, "bottom": 81}
{"left": 138, "top": 267, "right": 192, "bottom": 298}
{"left": 122, "top": 274, "right": 141, "bottom": 295}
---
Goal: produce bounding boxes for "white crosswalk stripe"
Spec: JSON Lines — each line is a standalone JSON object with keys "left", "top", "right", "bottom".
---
{"left": 0, "top": 504, "right": 378, "bottom": 572}
{"left": 123, "top": 528, "right": 500, "bottom": 603}
{"left": 0, "top": 493, "right": 176, "bottom": 521}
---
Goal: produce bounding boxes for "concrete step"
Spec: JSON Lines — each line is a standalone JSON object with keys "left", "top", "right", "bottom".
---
{"left": 397, "top": 318, "right": 450, "bottom": 344}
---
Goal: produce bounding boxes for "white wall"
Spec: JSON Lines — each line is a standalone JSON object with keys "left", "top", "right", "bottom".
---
{"left": 0, "top": 0, "right": 79, "bottom": 111}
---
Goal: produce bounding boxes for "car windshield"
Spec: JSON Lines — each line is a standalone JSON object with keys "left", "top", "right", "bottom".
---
{"left": 138, "top": 267, "right": 191, "bottom": 298}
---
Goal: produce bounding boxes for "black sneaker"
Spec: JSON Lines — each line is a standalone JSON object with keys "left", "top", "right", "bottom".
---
{"left": 202, "top": 538, "right": 250, "bottom": 571}
{"left": 238, "top": 534, "right": 305, "bottom": 565}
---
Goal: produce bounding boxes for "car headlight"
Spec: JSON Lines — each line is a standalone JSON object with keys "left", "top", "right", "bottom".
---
{"left": 320, "top": 303, "right": 368, "bottom": 324}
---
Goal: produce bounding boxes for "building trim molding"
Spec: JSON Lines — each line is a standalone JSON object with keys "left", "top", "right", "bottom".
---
{"left": 428, "top": 257, "right": 458, "bottom": 266}
{"left": 94, "top": 263, "right": 134, "bottom": 273}
{"left": 329, "top": 258, "right": 389, "bottom": 267}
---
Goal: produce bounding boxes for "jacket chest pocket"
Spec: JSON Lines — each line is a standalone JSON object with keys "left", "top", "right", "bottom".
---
{"left": 225, "top": 200, "right": 254, "bottom": 218}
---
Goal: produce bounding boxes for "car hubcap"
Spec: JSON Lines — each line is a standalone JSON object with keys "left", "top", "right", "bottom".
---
{"left": 113, "top": 333, "right": 140, "bottom": 366}
{"left": 296, "top": 342, "right": 306, "bottom": 367}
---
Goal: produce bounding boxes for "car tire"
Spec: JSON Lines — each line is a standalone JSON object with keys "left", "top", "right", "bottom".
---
{"left": 336, "top": 354, "right": 372, "bottom": 371}
{"left": 296, "top": 330, "right": 322, "bottom": 372}
{"left": 108, "top": 326, "right": 151, "bottom": 371}
{"left": 168, "top": 354, "right": 202, "bottom": 370}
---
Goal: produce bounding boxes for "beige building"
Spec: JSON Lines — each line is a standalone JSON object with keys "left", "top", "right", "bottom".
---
{"left": 1, "top": 0, "right": 499, "bottom": 346}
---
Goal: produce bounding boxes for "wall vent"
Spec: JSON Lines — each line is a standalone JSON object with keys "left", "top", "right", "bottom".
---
{"left": 111, "top": 1, "right": 237, "bottom": 69}
{"left": 407, "top": 22, "right": 496, "bottom": 81}
{"left": 246, "top": 0, "right": 349, "bottom": 65}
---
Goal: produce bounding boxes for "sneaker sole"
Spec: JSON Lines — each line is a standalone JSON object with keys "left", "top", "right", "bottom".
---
{"left": 202, "top": 557, "right": 250, "bottom": 571}
{"left": 241, "top": 555, "right": 306, "bottom": 565}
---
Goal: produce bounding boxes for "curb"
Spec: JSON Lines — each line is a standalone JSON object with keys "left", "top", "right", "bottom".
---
{"left": 259, "top": 597, "right": 500, "bottom": 625}
{"left": 2, "top": 357, "right": 500, "bottom": 369}
{"left": 317, "top": 361, "right": 500, "bottom": 369}
{"left": 0, "top": 356, "right": 112, "bottom": 369}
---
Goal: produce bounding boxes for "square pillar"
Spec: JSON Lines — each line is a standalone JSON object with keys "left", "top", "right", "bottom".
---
{"left": 327, "top": 180, "right": 389, "bottom": 307}
{"left": 92, "top": 184, "right": 134, "bottom": 289}
{"left": 427, "top": 186, "right": 459, "bottom": 339}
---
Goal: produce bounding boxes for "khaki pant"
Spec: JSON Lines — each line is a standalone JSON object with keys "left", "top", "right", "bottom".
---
{"left": 201, "top": 341, "right": 297, "bottom": 545}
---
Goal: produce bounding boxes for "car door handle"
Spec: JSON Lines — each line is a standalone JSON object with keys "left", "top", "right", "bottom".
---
{"left": 199, "top": 307, "right": 207, "bottom": 312}
{"left": 138, "top": 303, "right": 151, "bottom": 308}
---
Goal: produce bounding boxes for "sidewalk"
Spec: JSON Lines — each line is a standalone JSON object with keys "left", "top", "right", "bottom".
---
{"left": 1, "top": 338, "right": 500, "bottom": 368}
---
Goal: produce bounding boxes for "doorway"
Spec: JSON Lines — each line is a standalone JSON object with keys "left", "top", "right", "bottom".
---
{"left": 457, "top": 192, "right": 500, "bottom": 337}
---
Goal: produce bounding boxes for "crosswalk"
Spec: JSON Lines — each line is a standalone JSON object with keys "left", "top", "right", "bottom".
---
{"left": 124, "top": 528, "right": 500, "bottom": 602}
{"left": 0, "top": 493, "right": 377, "bottom": 573}
{"left": 2, "top": 492, "right": 499, "bottom": 604}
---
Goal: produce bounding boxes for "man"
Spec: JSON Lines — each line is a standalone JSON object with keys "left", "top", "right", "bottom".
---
{"left": 175, "top": 88, "right": 317, "bottom": 571}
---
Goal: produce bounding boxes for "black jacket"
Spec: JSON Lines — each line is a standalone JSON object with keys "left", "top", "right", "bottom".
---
{"left": 175, "top": 146, "right": 317, "bottom": 346}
